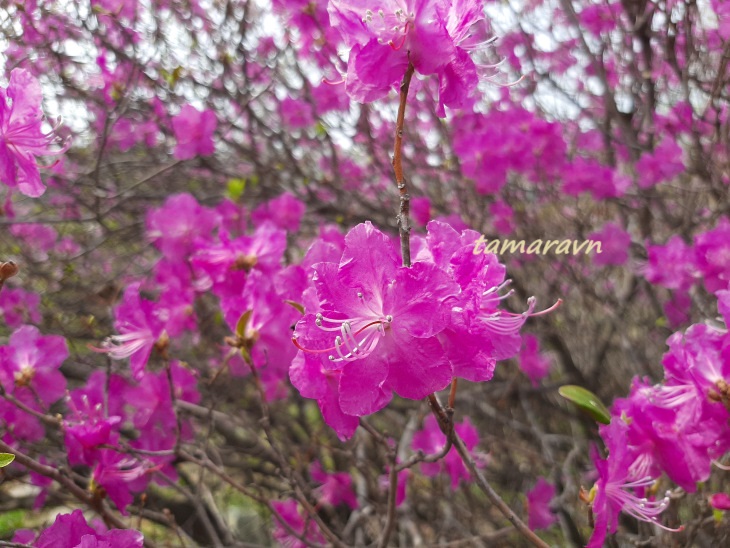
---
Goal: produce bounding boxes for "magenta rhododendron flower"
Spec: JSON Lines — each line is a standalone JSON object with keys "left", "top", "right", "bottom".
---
{"left": 18, "top": 509, "right": 143, "bottom": 548}
{"left": 280, "top": 97, "right": 315, "bottom": 128}
{"left": 0, "top": 325, "right": 68, "bottom": 406}
{"left": 0, "top": 287, "right": 41, "bottom": 328}
{"left": 328, "top": 0, "right": 492, "bottom": 115}
{"left": 95, "top": 283, "right": 169, "bottom": 380}
{"left": 636, "top": 139, "right": 685, "bottom": 189}
{"left": 172, "top": 104, "right": 217, "bottom": 160}
{"left": 410, "top": 196, "right": 430, "bottom": 226}
{"left": 64, "top": 375, "right": 123, "bottom": 466}
{"left": 92, "top": 449, "right": 158, "bottom": 514}
{"left": 710, "top": 493, "right": 730, "bottom": 511}
{"left": 526, "top": 477, "right": 557, "bottom": 530}
{"left": 694, "top": 219, "right": 730, "bottom": 292}
{"left": 271, "top": 499, "right": 326, "bottom": 548}
{"left": 293, "top": 222, "right": 458, "bottom": 419}
{"left": 586, "top": 420, "right": 680, "bottom": 548}
{"left": 589, "top": 222, "right": 631, "bottom": 266}
{"left": 310, "top": 461, "right": 359, "bottom": 509}
{"left": 412, "top": 414, "right": 485, "bottom": 489}
{"left": 518, "top": 334, "right": 552, "bottom": 385}
{"left": 146, "top": 193, "right": 220, "bottom": 262}
{"left": 251, "top": 192, "right": 306, "bottom": 233}
{"left": 644, "top": 235, "right": 696, "bottom": 290}
{"left": 0, "top": 68, "right": 67, "bottom": 197}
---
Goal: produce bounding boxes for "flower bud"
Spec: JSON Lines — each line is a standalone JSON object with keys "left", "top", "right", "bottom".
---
{"left": 0, "top": 261, "right": 19, "bottom": 281}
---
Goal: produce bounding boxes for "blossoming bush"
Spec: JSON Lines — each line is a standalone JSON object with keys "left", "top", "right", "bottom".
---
{"left": 1, "top": 0, "right": 730, "bottom": 546}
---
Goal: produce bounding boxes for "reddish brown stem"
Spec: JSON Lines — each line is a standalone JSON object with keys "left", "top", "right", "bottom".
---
{"left": 448, "top": 378, "right": 458, "bottom": 409}
{"left": 392, "top": 61, "right": 415, "bottom": 268}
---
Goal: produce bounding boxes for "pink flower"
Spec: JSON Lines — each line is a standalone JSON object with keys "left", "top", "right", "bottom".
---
{"left": 412, "top": 414, "right": 484, "bottom": 490}
{"left": 527, "top": 477, "right": 557, "bottom": 530}
{"left": 171, "top": 104, "right": 217, "bottom": 160}
{"left": 95, "top": 283, "right": 168, "bottom": 380}
{"left": 710, "top": 493, "right": 730, "bottom": 511}
{"left": 589, "top": 222, "right": 631, "bottom": 266}
{"left": 636, "top": 139, "right": 685, "bottom": 189}
{"left": 644, "top": 236, "right": 696, "bottom": 290}
{"left": 0, "top": 287, "right": 41, "bottom": 328}
{"left": 251, "top": 192, "right": 306, "bottom": 232}
{"left": 146, "top": 193, "right": 220, "bottom": 262}
{"left": 92, "top": 449, "right": 158, "bottom": 514}
{"left": 292, "top": 222, "right": 458, "bottom": 419}
{"left": 0, "top": 325, "right": 68, "bottom": 407}
{"left": 489, "top": 200, "right": 514, "bottom": 234}
{"left": 518, "top": 334, "right": 551, "bottom": 385}
{"left": 28, "top": 509, "right": 143, "bottom": 548}
{"left": 586, "top": 421, "right": 680, "bottom": 548}
{"left": 579, "top": 2, "right": 621, "bottom": 36}
{"left": 271, "top": 499, "right": 326, "bottom": 548}
{"left": 329, "top": 0, "right": 491, "bottom": 115}
{"left": 410, "top": 196, "right": 431, "bottom": 226}
{"left": 694, "top": 218, "right": 730, "bottom": 292}
{"left": 310, "top": 461, "right": 359, "bottom": 509}
{"left": 0, "top": 68, "right": 67, "bottom": 197}
{"left": 280, "top": 97, "right": 315, "bottom": 128}
{"left": 64, "top": 372, "right": 122, "bottom": 466}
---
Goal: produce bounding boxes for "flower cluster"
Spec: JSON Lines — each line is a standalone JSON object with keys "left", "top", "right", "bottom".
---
{"left": 584, "top": 292, "right": 730, "bottom": 544}
{"left": 0, "top": 68, "right": 67, "bottom": 197}
{"left": 291, "top": 221, "right": 553, "bottom": 440}
{"left": 329, "top": 0, "right": 495, "bottom": 115}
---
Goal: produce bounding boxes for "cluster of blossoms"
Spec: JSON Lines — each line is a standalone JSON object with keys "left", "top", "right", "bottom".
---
{"left": 583, "top": 291, "right": 730, "bottom": 545}
{"left": 291, "top": 220, "right": 555, "bottom": 440}
{"left": 0, "top": 69, "right": 67, "bottom": 197}
{"left": 329, "top": 0, "right": 498, "bottom": 116}
{"left": 13, "top": 509, "right": 143, "bottom": 547}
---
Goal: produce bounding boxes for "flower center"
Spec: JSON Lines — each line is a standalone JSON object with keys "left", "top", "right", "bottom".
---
{"left": 362, "top": 6, "right": 414, "bottom": 49}
{"left": 295, "top": 292, "right": 393, "bottom": 363}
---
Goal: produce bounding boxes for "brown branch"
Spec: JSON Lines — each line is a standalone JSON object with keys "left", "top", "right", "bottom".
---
{"left": 392, "top": 61, "right": 415, "bottom": 268}
{"left": 377, "top": 448, "right": 399, "bottom": 548}
{"left": 427, "top": 394, "right": 550, "bottom": 548}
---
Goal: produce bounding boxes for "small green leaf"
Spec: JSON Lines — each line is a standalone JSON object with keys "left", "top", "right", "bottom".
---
{"left": 0, "top": 453, "right": 15, "bottom": 467}
{"left": 236, "top": 310, "right": 253, "bottom": 339}
{"left": 227, "top": 178, "right": 247, "bottom": 201}
{"left": 240, "top": 346, "right": 252, "bottom": 365}
{"left": 714, "top": 509, "right": 724, "bottom": 523}
{"left": 285, "top": 300, "right": 305, "bottom": 315}
{"left": 558, "top": 385, "right": 611, "bottom": 424}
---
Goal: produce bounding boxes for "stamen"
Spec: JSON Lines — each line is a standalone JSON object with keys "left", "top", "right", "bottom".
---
{"left": 294, "top": 295, "right": 394, "bottom": 362}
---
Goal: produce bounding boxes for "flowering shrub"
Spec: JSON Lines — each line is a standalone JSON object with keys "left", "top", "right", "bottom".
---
{"left": 0, "top": 0, "right": 729, "bottom": 546}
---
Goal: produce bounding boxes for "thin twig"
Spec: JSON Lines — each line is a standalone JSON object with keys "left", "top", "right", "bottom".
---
{"left": 378, "top": 447, "right": 399, "bottom": 548}
{"left": 392, "top": 60, "right": 415, "bottom": 268}
{"left": 427, "top": 394, "right": 550, "bottom": 548}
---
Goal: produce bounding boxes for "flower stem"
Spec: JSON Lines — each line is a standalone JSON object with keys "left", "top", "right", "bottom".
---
{"left": 393, "top": 61, "right": 415, "bottom": 268}
{"left": 427, "top": 394, "right": 550, "bottom": 548}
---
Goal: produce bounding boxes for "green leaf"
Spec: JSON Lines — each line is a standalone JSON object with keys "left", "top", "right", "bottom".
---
{"left": 235, "top": 310, "right": 253, "bottom": 339}
{"left": 285, "top": 300, "right": 305, "bottom": 315}
{"left": 0, "top": 509, "right": 24, "bottom": 536}
{"left": 227, "top": 178, "right": 247, "bottom": 201}
{"left": 558, "top": 385, "right": 611, "bottom": 425}
{"left": 0, "top": 453, "right": 15, "bottom": 467}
